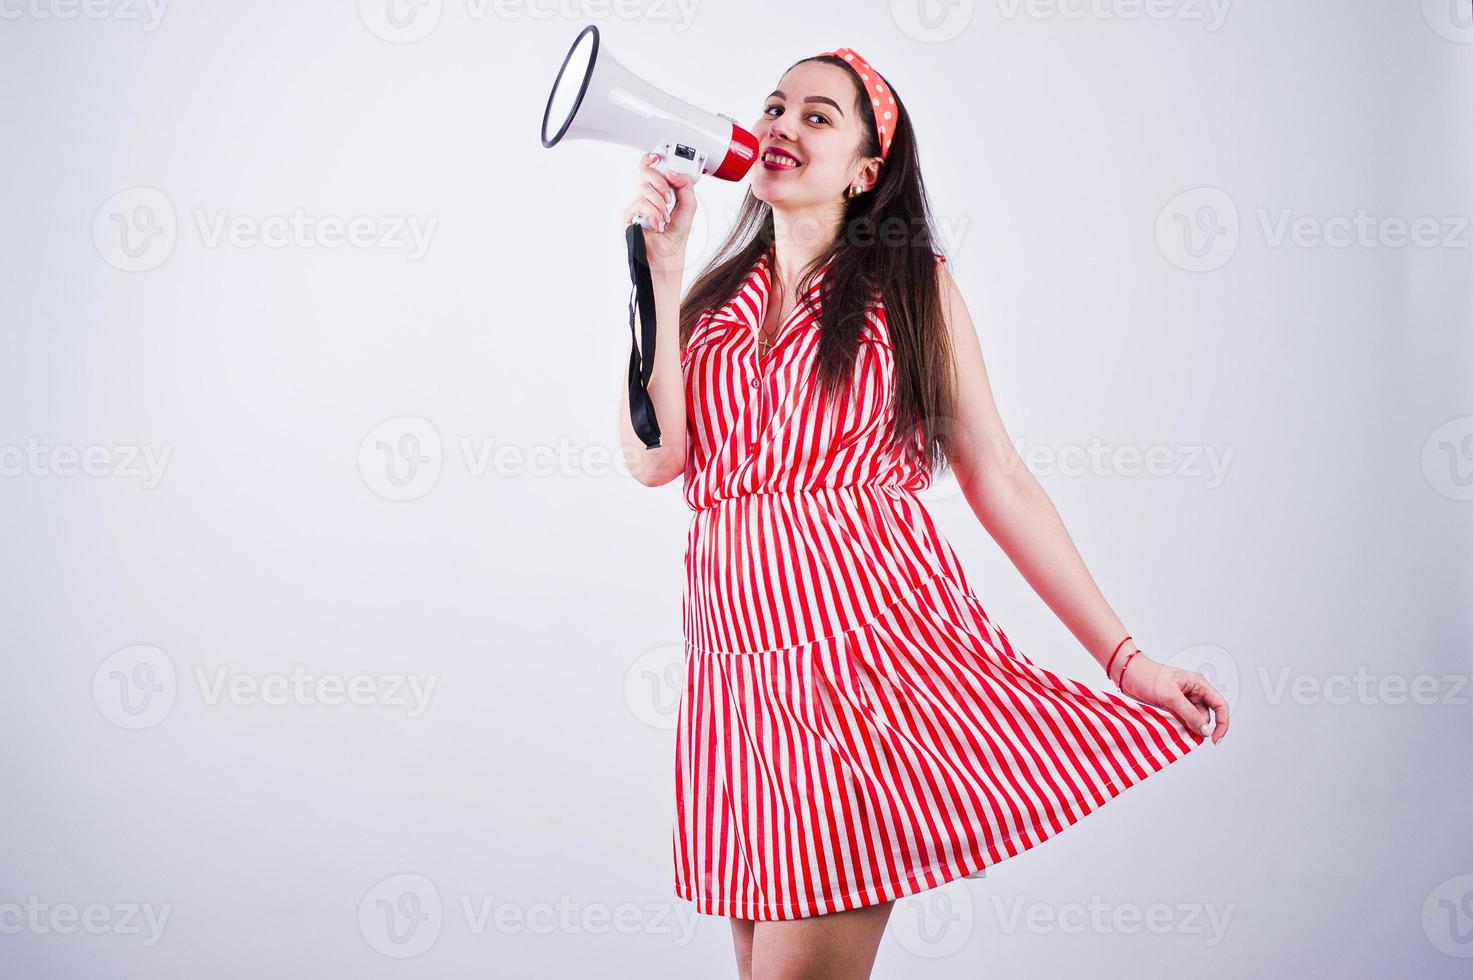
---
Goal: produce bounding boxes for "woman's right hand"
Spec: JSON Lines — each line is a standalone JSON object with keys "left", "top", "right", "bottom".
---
{"left": 622, "top": 152, "right": 697, "bottom": 272}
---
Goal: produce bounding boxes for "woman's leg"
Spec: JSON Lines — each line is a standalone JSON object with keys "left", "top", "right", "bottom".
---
{"left": 730, "top": 916, "right": 755, "bottom": 980}
{"left": 750, "top": 900, "right": 895, "bottom": 980}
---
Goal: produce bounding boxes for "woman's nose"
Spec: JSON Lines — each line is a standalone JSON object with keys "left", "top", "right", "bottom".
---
{"left": 765, "top": 115, "right": 796, "bottom": 143}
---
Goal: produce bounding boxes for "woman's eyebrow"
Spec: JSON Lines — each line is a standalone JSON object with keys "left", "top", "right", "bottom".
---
{"left": 767, "top": 90, "right": 845, "bottom": 117}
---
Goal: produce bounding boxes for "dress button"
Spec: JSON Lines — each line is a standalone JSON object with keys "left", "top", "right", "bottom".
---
{"left": 750, "top": 378, "right": 760, "bottom": 388}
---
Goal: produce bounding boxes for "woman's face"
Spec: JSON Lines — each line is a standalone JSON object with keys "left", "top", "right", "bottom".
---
{"left": 749, "top": 62, "right": 880, "bottom": 215}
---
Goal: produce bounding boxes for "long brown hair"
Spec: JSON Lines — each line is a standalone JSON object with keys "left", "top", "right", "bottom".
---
{"left": 678, "top": 53, "right": 956, "bottom": 478}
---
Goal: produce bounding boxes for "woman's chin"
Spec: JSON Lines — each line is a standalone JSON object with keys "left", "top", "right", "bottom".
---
{"left": 751, "top": 179, "right": 800, "bottom": 208}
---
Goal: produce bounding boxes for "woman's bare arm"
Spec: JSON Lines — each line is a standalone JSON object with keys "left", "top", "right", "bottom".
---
{"left": 617, "top": 156, "right": 696, "bottom": 487}
{"left": 936, "top": 263, "right": 1228, "bottom": 741}
{"left": 618, "top": 264, "right": 688, "bottom": 486}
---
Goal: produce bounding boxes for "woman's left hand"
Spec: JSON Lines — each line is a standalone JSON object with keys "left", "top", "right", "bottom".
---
{"left": 1118, "top": 655, "right": 1231, "bottom": 745}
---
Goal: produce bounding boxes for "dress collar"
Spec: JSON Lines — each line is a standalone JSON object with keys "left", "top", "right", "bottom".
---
{"left": 752, "top": 248, "right": 834, "bottom": 307}
{"left": 703, "top": 247, "right": 837, "bottom": 336}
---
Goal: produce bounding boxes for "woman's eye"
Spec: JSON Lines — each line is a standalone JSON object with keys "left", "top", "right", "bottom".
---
{"left": 763, "top": 105, "right": 829, "bottom": 125}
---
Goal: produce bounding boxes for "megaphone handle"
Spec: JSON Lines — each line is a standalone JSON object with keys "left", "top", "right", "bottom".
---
{"left": 632, "top": 143, "right": 704, "bottom": 226}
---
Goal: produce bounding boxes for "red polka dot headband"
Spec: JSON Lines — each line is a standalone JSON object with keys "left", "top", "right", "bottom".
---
{"left": 818, "top": 47, "right": 896, "bottom": 161}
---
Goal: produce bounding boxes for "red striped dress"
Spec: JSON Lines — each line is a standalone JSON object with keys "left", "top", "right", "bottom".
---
{"left": 672, "top": 246, "right": 1204, "bottom": 921}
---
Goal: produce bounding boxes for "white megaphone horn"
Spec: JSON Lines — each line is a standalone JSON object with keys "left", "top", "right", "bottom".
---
{"left": 541, "top": 24, "right": 757, "bottom": 453}
{"left": 540, "top": 24, "right": 759, "bottom": 225}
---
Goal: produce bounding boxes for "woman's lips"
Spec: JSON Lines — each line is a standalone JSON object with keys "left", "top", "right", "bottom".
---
{"left": 761, "top": 150, "right": 801, "bottom": 171}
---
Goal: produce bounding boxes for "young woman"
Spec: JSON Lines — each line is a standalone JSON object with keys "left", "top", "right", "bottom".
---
{"left": 619, "top": 48, "right": 1230, "bottom": 980}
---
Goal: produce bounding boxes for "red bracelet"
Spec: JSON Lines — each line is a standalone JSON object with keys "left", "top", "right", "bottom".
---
{"left": 1103, "top": 635, "right": 1132, "bottom": 678}
{"left": 1114, "top": 650, "right": 1141, "bottom": 690}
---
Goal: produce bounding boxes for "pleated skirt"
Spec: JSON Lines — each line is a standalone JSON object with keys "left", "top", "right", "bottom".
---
{"left": 671, "top": 569, "right": 1204, "bottom": 921}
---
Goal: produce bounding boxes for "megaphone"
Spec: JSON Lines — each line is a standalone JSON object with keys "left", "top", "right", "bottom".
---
{"left": 541, "top": 24, "right": 760, "bottom": 452}
{"left": 541, "top": 24, "right": 759, "bottom": 223}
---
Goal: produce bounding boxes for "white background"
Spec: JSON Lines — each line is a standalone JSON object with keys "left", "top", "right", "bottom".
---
{"left": 2, "top": 1, "right": 1471, "bottom": 977}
